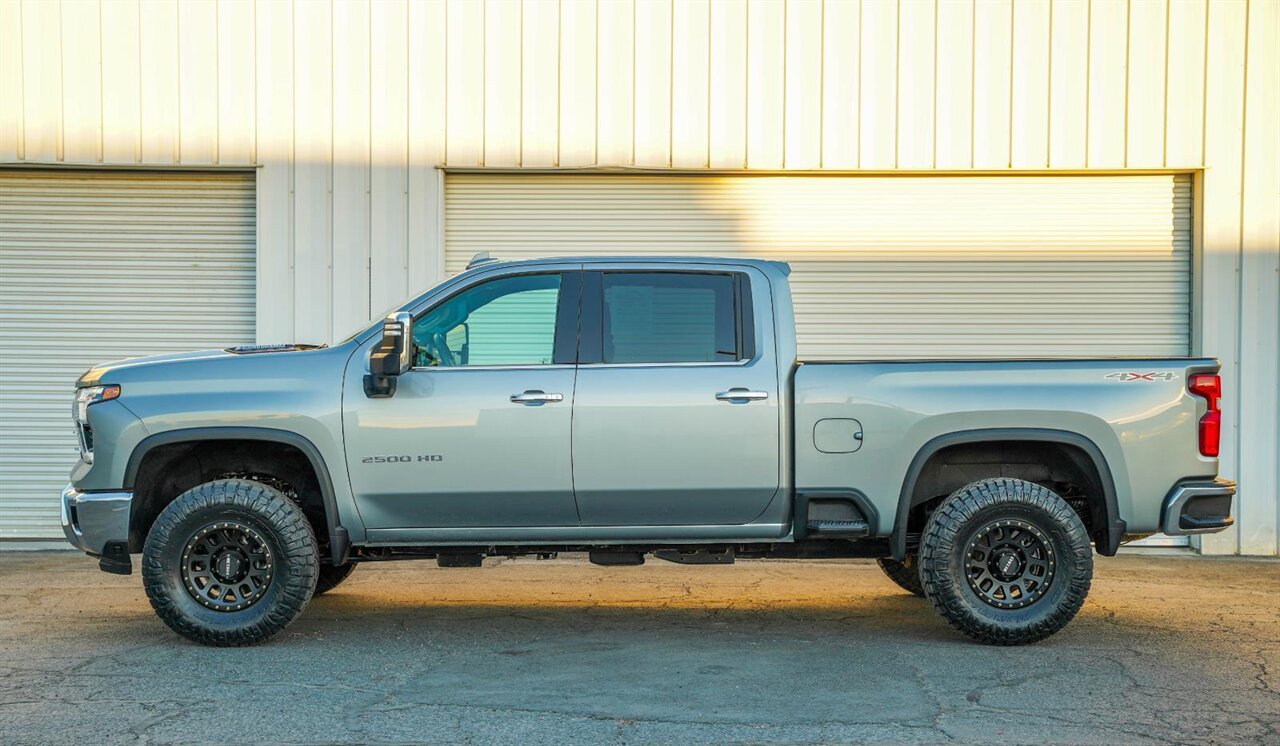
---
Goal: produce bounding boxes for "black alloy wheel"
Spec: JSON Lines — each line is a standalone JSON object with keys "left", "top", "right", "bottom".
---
{"left": 962, "top": 519, "right": 1056, "bottom": 609}
{"left": 180, "top": 521, "right": 275, "bottom": 612}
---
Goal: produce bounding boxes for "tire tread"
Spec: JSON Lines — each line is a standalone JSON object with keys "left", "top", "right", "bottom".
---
{"left": 313, "top": 562, "right": 358, "bottom": 596}
{"left": 876, "top": 556, "right": 926, "bottom": 597}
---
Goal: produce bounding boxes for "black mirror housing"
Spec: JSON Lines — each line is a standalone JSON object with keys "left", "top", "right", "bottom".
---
{"left": 365, "top": 312, "right": 413, "bottom": 398}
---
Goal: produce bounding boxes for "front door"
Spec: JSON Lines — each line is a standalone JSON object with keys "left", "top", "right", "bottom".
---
{"left": 571, "top": 269, "right": 781, "bottom": 526}
{"left": 344, "top": 270, "right": 581, "bottom": 529}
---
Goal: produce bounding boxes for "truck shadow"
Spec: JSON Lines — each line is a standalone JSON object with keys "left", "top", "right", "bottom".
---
{"left": 303, "top": 588, "right": 946, "bottom": 639}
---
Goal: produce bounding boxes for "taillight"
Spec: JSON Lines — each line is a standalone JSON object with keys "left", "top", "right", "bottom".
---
{"left": 1189, "top": 373, "right": 1221, "bottom": 457}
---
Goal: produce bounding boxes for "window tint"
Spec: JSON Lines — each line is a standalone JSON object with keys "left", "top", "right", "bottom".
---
{"left": 601, "top": 273, "right": 739, "bottom": 363}
{"left": 414, "top": 274, "right": 561, "bottom": 367}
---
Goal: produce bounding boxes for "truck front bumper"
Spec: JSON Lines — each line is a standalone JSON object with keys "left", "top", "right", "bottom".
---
{"left": 1161, "top": 479, "right": 1236, "bottom": 536}
{"left": 61, "top": 484, "right": 133, "bottom": 575}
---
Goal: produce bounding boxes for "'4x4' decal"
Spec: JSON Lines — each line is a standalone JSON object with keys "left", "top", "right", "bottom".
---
{"left": 1106, "top": 372, "right": 1178, "bottom": 382}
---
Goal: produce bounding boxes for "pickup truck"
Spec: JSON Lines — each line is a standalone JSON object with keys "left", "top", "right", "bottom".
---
{"left": 62, "top": 255, "right": 1236, "bottom": 646}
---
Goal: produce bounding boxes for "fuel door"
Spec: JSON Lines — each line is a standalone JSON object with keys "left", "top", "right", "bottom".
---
{"left": 813, "top": 418, "right": 864, "bottom": 454}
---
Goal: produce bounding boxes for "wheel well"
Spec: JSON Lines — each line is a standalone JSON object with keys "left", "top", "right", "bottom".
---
{"left": 128, "top": 439, "right": 329, "bottom": 554}
{"left": 902, "top": 440, "right": 1108, "bottom": 553}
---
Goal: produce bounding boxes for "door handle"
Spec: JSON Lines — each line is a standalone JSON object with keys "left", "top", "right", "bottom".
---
{"left": 715, "top": 388, "right": 769, "bottom": 402}
{"left": 510, "top": 390, "right": 564, "bottom": 405}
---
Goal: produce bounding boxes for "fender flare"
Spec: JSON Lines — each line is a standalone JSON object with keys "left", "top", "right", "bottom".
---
{"left": 890, "top": 428, "right": 1124, "bottom": 560}
{"left": 124, "top": 426, "right": 348, "bottom": 564}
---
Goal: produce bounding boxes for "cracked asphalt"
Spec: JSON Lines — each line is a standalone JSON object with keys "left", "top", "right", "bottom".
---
{"left": 0, "top": 551, "right": 1276, "bottom": 745}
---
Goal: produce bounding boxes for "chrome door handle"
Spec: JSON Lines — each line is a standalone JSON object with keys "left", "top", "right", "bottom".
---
{"left": 510, "top": 390, "right": 564, "bottom": 405}
{"left": 715, "top": 388, "right": 769, "bottom": 402}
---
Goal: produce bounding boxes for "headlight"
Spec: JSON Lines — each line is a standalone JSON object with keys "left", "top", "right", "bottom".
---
{"left": 74, "top": 385, "right": 121, "bottom": 423}
{"left": 72, "top": 385, "right": 120, "bottom": 462}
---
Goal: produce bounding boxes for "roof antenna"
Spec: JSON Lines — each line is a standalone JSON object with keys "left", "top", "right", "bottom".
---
{"left": 467, "top": 251, "right": 500, "bottom": 270}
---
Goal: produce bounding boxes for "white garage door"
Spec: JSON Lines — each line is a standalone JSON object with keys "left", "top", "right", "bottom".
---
{"left": 0, "top": 170, "right": 255, "bottom": 539}
{"left": 445, "top": 173, "right": 1192, "bottom": 360}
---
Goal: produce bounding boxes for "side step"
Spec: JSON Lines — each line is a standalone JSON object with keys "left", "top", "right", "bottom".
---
{"left": 805, "top": 519, "right": 870, "bottom": 538}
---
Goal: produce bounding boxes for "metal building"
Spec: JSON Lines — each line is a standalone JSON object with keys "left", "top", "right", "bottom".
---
{"left": 0, "top": 0, "right": 1276, "bottom": 555}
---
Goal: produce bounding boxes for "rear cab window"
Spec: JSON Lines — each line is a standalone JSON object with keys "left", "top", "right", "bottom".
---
{"left": 583, "top": 271, "right": 755, "bottom": 365}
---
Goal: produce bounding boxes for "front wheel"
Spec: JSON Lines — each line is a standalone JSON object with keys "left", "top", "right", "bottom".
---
{"left": 919, "top": 478, "right": 1093, "bottom": 645}
{"left": 142, "top": 479, "right": 318, "bottom": 646}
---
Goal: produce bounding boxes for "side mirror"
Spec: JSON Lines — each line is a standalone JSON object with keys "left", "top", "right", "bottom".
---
{"left": 364, "top": 312, "right": 413, "bottom": 398}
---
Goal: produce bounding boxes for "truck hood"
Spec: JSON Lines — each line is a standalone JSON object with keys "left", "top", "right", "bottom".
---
{"left": 76, "top": 344, "right": 326, "bottom": 387}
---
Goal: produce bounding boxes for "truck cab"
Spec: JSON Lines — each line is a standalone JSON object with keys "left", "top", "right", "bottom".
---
{"left": 345, "top": 257, "right": 791, "bottom": 541}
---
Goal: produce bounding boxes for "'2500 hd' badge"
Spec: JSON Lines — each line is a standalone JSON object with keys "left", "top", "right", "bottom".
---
{"left": 1105, "top": 372, "right": 1177, "bottom": 382}
{"left": 362, "top": 455, "right": 444, "bottom": 463}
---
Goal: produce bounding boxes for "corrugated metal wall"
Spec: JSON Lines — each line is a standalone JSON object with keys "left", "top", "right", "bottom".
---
{"left": 0, "top": 170, "right": 256, "bottom": 538}
{"left": 0, "top": 0, "right": 1275, "bottom": 555}
{"left": 446, "top": 172, "right": 1193, "bottom": 359}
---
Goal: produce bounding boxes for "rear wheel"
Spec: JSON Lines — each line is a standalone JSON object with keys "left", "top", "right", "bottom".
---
{"left": 919, "top": 478, "right": 1092, "bottom": 645}
{"left": 314, "top": 562, "right": 358, "bottom": 595}
{"left": 876, "top": 556, "right": 925, "bottom": 596}
{"left": 142, "top": 478, "right": 318, "bottom": 646}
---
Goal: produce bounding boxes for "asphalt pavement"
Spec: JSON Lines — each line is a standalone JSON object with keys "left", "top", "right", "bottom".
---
{"left": 0, "top": 550, "right": 1276, "bottom": 745}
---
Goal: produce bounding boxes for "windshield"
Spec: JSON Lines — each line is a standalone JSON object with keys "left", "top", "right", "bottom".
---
{"left": 335, "top": 295, "right": 423, "bottom": 346}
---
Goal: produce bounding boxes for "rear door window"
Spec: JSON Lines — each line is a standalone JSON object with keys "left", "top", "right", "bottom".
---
{"left": 600, "top": 272, "right": 740, "bottom": 364}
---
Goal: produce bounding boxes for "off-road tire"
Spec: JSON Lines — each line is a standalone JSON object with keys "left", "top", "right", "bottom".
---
{"left": 876, "top": 556, "right": 925, "bottom": 596}
{"left": 142, "top": 478, "right": 318, "bottom": 646}
{"left": 313, "top": 562, "right": 358, "bottom": 595}
{"left": 919, "top": 478, "right": 1092, "bottom": 645}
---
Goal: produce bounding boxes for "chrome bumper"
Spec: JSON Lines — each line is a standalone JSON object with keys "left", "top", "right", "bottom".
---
{"left": 61, "top": 484, "right": 132, "bottom": 557}
{"left": 1160, "top": 479, "right": 1236, "bottom": 536}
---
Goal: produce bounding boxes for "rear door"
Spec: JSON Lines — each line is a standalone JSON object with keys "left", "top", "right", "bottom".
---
{"left": 570, "top": 267, "right": 781, "bottom": 526}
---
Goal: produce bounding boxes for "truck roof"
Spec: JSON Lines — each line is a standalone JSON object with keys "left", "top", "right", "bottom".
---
{"left": 463, "top": 253, "right": 792, "bottom": 276}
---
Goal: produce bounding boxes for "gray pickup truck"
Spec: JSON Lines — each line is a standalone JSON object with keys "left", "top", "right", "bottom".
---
{"left": 62, "top": 255, "right": 1235, "bottom": 646}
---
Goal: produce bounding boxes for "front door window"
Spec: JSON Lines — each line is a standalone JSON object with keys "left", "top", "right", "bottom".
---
{"left": 413, "top": 273, "right": 562, "bottom": 368}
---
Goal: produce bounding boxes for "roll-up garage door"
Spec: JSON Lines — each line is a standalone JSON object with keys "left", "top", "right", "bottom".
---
{"left": 0, "top": 170, "right": 256, "bottom": 539}
{"left": 445, "top": 174, "right": 1192, "bottom": 360}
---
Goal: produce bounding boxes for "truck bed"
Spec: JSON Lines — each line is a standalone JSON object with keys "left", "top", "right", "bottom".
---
{"left": 793, "top": 357, "right": 1221, "bottom": 541}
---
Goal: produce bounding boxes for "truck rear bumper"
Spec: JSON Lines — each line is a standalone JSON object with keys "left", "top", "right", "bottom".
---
{"left": 61, "top": 484, "right": 133, "bottom": 574}
{"left": 1161, "top": 479, "right": 1236, "bottom": 536}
